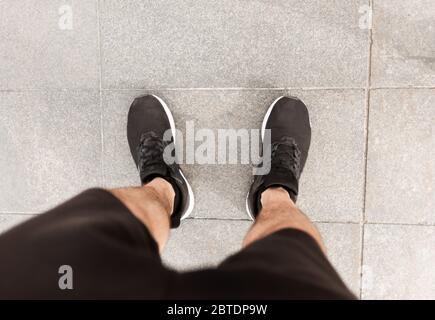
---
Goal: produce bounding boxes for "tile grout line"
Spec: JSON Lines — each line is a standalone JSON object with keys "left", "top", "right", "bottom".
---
{"left": 96, "top": 0, "right": 105, "bottom": 186}
{"left": 370, "top": 85, "right": 435, "bottom": 90}
{"left": 183, "top": 217, "right": 435, "bottom": 227}
{"left": 1, "top": 212, "right": 434, "bottom": 227}
{"left": 100, "top": 87, "right": 364, "bottom": 91}
{"left": 189, "top": 216, "right": 362, "bottom": 225}
{"left": 1, "top": 86, "right": 434, "bottom": 93}
{"left": 365, "top": 221, "right": 435, "bottom": 227}
{"left": 105, "top": 86, "right": 435, "bottom": 91}
{"left": 359, "top": 0, "right": 374, "bottom": 299}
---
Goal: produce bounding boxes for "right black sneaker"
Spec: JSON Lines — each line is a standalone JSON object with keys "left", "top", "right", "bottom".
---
{"left": 246, "top": 96, "right": 311, "bottom": 220}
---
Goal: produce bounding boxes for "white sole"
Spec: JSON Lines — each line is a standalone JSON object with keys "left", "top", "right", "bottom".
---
{"left": 151, "top": 94, "right": 195, "bottom": 221}
{"left": 245, "top": 195, "right": 255, "bottom": 221}
{"left": 261, "top": 96, "right": 284, "bottom": 141}
{"left": 179, "top": 169, "right": 195, "bottom": 220}
{"left": 245, "top": 96, "right": 285, "bottom": 221}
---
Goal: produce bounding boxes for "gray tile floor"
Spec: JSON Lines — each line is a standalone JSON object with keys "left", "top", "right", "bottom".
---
{"left": 0, "top": 0, "right": 434, "bottom": 299}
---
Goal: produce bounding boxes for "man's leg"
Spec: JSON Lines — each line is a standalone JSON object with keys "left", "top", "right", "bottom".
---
{"left": 214, "top": 212, "right": 355, "bottom": 300}
{"left": 243, "top": 187, "right": 325, "bottom": 253}
{"left": 218, "top": 186, "right": 355, "bottom": 299}
{"left": 171, "top": 187, "right": 355, "bottom": 300}
{"left": 110, "top": 177, "right": 174, "bottom": 252}
{"left": 0, "top": 178, "right": 175, "bottom": 299}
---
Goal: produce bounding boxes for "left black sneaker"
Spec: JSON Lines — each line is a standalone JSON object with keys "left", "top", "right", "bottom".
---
{"left": 127, "top": 95, "right": 194, "bottom": 228}
{"left": 246, "top": 96, "right": 311, "bottom": 220}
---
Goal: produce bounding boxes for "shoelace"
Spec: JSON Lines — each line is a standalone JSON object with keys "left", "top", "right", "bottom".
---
{"left": 136, "top": 132, "right": 170, "bottom": 172}
{"left": 269, "top": 136, "right": 302, "bottom": 179}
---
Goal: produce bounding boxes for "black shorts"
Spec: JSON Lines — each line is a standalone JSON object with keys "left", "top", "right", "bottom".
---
{"left": 0, "top": 189, "right": 355, "bottom": 299}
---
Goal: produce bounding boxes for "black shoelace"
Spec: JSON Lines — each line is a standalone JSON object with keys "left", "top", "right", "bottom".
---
{"left": 269, "top": 136, "right": 302, "bottom": 179}
{"left": 136, "top": 132, "right": 170, "bottom": 172}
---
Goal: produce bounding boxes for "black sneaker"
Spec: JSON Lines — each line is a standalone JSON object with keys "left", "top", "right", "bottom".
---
{"left": 127, "top": 94, "right": 194, "bottom": 228}
{"left": 246, "top": 96, "right": 311, "bottom": 219}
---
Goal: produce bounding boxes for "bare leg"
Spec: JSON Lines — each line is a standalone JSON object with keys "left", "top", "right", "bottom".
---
{"left": 109, "top": 177, "right": 174, "bottom": 252}
{"left": 243, "top": 187, "right": 326, "bottom": 254}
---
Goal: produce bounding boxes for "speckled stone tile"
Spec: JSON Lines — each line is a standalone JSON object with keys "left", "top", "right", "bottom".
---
{"left": 317, "top": 222, "right": 361, "bottom": 295}
{"left": 362, "top": 224, "right": 435, "bottom": 300}
{"left": 288, "top": 89, "right": 366, "bottom": 222}
{"left": 162, "top": 219, "right": 252, "bottom": 270}
{"left": 371, "top": 0, "right": 435, "bottom": 87}
{"left": 0, "top": 90, "right": 102, "bottom": 213}
{"left": 0, "top": 0, "right": 99, "bottom": 89}
{"left": 366, "top": 89, "right": 435, "bottom": 224}
{"left": 101, "top": 90, "right": 142, "bottom": 188}
{"left": 99, "top": 0, "right": 368, "bottom": 88}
